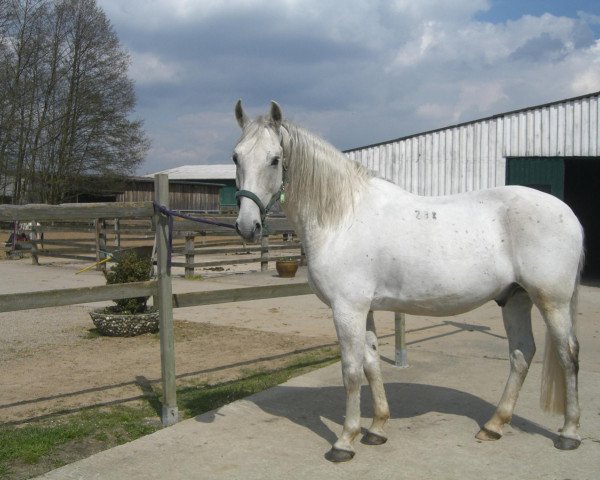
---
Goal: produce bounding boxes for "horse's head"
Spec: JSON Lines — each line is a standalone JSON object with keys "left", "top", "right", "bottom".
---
{"left": 233, "top": 100, "right": 285, "bottom": 242}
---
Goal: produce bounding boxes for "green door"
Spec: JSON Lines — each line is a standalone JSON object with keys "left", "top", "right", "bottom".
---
{"left": 505, "top": 157, "right": 565, "bottom": 199}
{"left": 219, "top": 185, "right": 237, "bottom": 210}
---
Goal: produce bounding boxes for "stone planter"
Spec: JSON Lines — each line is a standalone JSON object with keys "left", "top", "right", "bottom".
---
{"left": 276, "top": 260, "right": 299, "bottom": 278}
{"left": 90, "top": 308, "right": 159, "bottom": 337}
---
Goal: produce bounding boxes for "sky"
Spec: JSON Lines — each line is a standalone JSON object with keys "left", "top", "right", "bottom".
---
{"left": 96, "top": 0, "right": 600, "bottom": 175}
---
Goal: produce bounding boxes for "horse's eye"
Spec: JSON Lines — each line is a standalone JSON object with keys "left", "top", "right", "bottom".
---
{"left": 232, "top": 153, "right": 238, "bottom": 165}
{"left": 270, "top": 156, "right": 280, "bottom": 166}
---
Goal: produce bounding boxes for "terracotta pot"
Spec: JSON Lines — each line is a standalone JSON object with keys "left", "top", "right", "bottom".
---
{"left": 276, "top": 260, "right": 299, "bottom": 278}
{"left": 90, "top": 308, "right": 159, "bottom": 337}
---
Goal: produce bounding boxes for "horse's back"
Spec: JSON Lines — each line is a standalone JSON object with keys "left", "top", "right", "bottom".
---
{"left": 402, "top": 183, "right": 584, "bottom": 303}
{"left": 308, "top": 181, "right": 582, "bottom": 314}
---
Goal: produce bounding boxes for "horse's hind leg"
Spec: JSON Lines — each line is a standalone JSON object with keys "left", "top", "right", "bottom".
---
{"left": 538, "top": 303, "right": 581, "bottom": 450}
{"left": 476, "top": 290, "right": 535, "bottom": 441}
{"left": 361, "top": 311, "right": 390, "bottom": 446}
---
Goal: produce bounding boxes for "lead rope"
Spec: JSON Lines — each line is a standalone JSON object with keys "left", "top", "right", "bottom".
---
{"left": 152, "top": 202, "right": 237, "bottom": 270}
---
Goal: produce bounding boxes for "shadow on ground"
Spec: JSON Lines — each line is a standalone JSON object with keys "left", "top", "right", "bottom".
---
{"left": 196, "top": 382, "right": 558, "bottom": 447}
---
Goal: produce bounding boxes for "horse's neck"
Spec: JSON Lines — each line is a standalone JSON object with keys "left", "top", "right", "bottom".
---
{"left": 282, "top": 129, "right": 369, "bottom": 230}
{"left": 280, "top": 201, "right": 330, "bottom": 257}
{"left": 280, "top": 174, "right": 368, "bottom": 255}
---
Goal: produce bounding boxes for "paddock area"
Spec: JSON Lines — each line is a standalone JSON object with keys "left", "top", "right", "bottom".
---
{"left": 0, "top": 260, "right": 597, "bottom": 478}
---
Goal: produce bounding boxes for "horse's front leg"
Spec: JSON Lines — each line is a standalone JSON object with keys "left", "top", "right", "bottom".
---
{"left": 326, "top": 304, "right": 368, "bottom": 462}
{"left": 362, "top": 310, "right": 390, "bottom": 445}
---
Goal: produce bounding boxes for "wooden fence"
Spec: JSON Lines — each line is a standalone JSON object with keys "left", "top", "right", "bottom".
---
{"left": 4, "top": 211, "right": 303, "bottom": 275}
{"left": 0, "top": 175, "right": 309, "bottom": 426}
{"left": 0, "top": 174, "right": 407, "bottom": 427}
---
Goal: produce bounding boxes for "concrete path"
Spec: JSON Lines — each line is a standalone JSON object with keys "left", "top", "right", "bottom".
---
{"left": 32, "top": 267, "right": 600, "bottom": 479}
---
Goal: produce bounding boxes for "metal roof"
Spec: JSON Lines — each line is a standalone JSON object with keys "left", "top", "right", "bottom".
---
{"left": 344, "top": 90, "right": 600, "bottom": 153}
{"left": 146, "top": 164, "right": 236, "bottom": 180}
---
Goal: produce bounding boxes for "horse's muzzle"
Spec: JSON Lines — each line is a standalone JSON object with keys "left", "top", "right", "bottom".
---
{"left": 235, "top": 219, "right": 262, "bottom": 243}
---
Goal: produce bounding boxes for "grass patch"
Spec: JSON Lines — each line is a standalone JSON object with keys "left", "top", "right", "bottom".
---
{"left": 184, "top": 274, "right": 204, "bottom": 281}
{"left": 0, "top": 405, "right": 160, "bottom": 479}
{"left": 0, "top": 346, "right": 339, "bottom": 479}
{"left": 82, "top": 328, "right": 101, "bottom": 339}
{"left": 178, "top": 347, "right": 340, "bottom": 418}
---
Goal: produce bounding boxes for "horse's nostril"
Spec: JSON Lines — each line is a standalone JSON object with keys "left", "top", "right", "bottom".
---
{"left": 254, "top": 221, "right": 262, "bottom": 232}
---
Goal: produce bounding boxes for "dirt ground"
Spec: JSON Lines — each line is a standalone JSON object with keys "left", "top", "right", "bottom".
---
{"left": 0, "top": 312, "right": 334, "bottom": 425}
{"left": 0, "top": 230, "right": 333, "bottom": 426}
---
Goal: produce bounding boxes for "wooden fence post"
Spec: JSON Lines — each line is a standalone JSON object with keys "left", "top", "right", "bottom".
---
{"left": 95, "top": 219, "right": 107, "bottom": 271}
{"left": 185, "top": 234, "right": 195, "bottom": 278}
{"left": 154, "top": 174, "right": 179, "bottom": 426}
{"left": 394, "top": 312, "right": 408, "bottom": 368}
{"left": 114, "top": 218, "right": 121, "bottom": 249}
{"left": 30, "top": 221, "right": 39, "bottom": 265}
{"left": 261, "top": 234, "right": 269, "bottom": 271}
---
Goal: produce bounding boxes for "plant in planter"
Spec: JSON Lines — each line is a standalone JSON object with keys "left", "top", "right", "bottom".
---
{"left": 275, "top": 256, "right": 299, "bottom": 278}
{"left": 89, "top": 251, "right": 158, "bottom": 337}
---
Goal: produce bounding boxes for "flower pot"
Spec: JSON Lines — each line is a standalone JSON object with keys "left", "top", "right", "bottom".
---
{"left": 276, "top": 260, "right": 299, "bottom": 278}
{"left": 90, "top": 308, "right": 159, "bottom": 337}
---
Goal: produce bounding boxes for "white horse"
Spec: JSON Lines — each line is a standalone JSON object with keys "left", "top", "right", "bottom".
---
{"left": 232, "top": 101, "right": 584, "bottom": 462}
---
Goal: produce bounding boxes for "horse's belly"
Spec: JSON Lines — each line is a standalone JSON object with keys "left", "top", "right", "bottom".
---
{"left": 371, "top": 257, "right": 511, "bottom": 316}
{"left": 372, "top": 291, "right": 493, "bottom": 316}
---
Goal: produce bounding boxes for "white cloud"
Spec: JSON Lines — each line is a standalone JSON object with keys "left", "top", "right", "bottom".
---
{"left": 569, "top": 41, "right": 600, "bottom": 94}
{"left": 130, "top": 52, "right": 181, "bottom": 85}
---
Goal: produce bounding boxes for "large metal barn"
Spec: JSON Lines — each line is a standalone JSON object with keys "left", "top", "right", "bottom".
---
{"left": 345, "top": 91, "right": 600, "bottom": 277}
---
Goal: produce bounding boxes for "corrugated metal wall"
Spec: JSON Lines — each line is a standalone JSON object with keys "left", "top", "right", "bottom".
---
{"left": 345, "top": 92, "right": 600, "bottom": 195}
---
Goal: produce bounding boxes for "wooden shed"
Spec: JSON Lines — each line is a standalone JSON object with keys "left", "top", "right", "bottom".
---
{"left": 117, "top": 177, "right": 222, "bottom": 212}
{"left": 139, "top": 164, "right": 238, "bottom": 213}
{"left": 345, "top": 91, "right": 600, "bottom": 276}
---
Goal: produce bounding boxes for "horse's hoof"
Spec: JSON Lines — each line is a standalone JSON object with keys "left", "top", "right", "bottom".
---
{"left": 554, "top": 436, "right": 581, "bottom": 450}
{"left": 361, "top": 431, "right": 388, "bottom": 445}
{"left": 475, "top": 427, "right": 502, "bottom": 441}
{"left": 325, "top": 447, "right": 355, "bottom": 463}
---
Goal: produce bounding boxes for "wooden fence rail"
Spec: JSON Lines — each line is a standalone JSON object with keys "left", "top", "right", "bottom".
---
{"left": 0, "top": 281, "right": 312, "bottom": 313}
{"left": 0, "top": 202, "right": 154, "bottom": 221}
{"left": 0, "top": 281, "right": 157, "bottom": 312}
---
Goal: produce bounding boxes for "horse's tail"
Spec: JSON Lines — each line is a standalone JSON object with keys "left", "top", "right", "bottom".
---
{"left": 540, "top": 243, "right": 585, "bottom": 414}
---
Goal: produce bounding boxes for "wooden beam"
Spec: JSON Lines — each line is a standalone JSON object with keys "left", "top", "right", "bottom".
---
{"left": 171, "top": 282, "right": 313, "bottom": 309}
{"left": 170, "top": 216, "right": 293, "bottom": 232}
{"left": 33, "top": 252, "right": 97, "bottom": 262}
{"left": 0, "top": 202, "right": 154, "bottom": 221}
{"left": 0, "top": 281, "right": 158, "bottom": 313}
{"left": 0, "top": 279, "right": 314, "bottom": 314}
{"left": 30, "top": 239, "right": 95, "bottom": 247}
{"left": 155, "top": 174, "right": 178, "bottom": 426}
{"left": 171, "top": 257, "right": 261, "bottom": 268}
{"left": 171, "top": 254, "right": 303, "bottom": 268}
{"left": 174, "top": 243, "right": 300, "bottom": 256}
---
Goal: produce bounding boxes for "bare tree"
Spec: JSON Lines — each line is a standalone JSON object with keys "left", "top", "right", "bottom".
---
{"left": 0, "top": 0, "right": 149, "bottom": 204}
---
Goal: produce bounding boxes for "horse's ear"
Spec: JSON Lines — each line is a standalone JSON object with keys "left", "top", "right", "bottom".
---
{"left": 270, "top": 101, "right": 282, "bottom": 129}
{"left": 235, "top": 100, "right": 247, "bottom": 129}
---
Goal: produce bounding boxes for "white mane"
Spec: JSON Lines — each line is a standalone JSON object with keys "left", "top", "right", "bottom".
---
{"left": 279, "top": 120, "right": 371, "bottom": 228}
